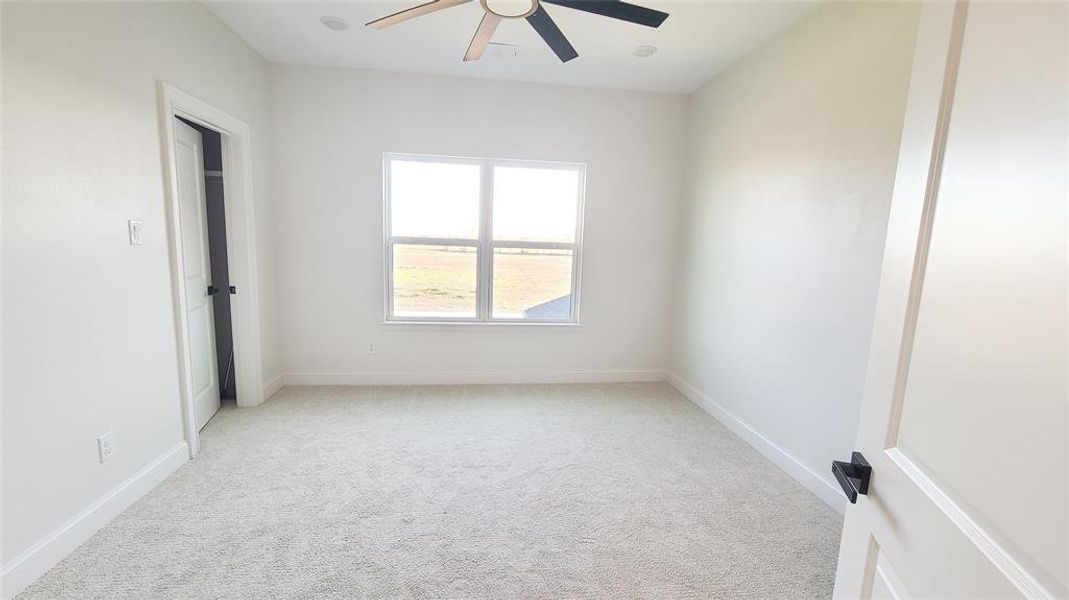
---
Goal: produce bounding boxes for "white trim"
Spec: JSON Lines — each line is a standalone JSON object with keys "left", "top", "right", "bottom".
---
{"left": 282, "top": 370, "right": 666, "bottom": 386}
{"left": 874, "top": 553, "right": 910, "bottom": 600}
{"left": 885, "top": 449, "right": 1057, "bottom": 600}
{"left": 262, "top": 375, "right": 284, "bottom": 400}
{"left": 390, "top": 236, "right": 480, "bottom": 247}
{"left": 157, "top": 82, "right": 266, "bottom": 458}
{"left": 381, "top": 320, "right": 581, "bottom": 327}
{"left": 666, "top": 372, "right": 847, "bottom": 514}
{"left": 491, "top": 240, "right": 576, "bottom": 251}
{"left": 0, "top": 443, "right": 188, "bottom": 600}
{"left": 477, "top": 159, "right": 493, "bottom": 319}
{"left": 882, "top": 0, "right": 968, "bottom": 449}
{"left": 386, "top": 151, "right": 582, "bottom": 170}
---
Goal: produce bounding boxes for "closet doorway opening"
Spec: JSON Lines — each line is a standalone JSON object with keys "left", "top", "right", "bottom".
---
{"left": 159, "top": 82, "right": 264, "bottom": 457}
{"left": 175, "top": 117, "right": 237, "bottom": 428}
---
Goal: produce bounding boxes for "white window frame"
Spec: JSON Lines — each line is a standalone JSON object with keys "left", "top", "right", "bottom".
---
{"left": 383, "top": 152, "right": 586, "bottom": 325}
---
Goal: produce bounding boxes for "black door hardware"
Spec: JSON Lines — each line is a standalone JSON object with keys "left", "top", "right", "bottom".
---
{"left": 832, "top": 452, "right": 871, "bottom": 504}
{"left": 229, "top": 285, "right": 237, "bottom": 295}
{"left": 207, "top": 285, "right": 219, "bottom": 296}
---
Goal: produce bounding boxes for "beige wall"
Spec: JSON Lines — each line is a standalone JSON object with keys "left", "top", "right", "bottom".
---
{"left": 1, "top": 1, "right": 278, "bottom": 589}
{"left": 671, "top": 2, "right": 921, "bottom": 503}
{"left": 270, "top": 65, "right": 687, "bottom": 382}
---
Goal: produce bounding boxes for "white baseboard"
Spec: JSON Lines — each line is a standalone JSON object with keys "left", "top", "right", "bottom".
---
{"left": 0, "top": 442, "right": 189, "bottom": 600}
{"left": 282, "top": 369, "right": 667, "bottom": 387}
{"left": 261, "top": 374, "right": 284, "bottom": 400}
{"left": 666, "top": 372, "right": 846, "bottom": 514}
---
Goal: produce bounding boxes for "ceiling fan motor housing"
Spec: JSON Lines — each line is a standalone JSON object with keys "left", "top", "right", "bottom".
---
{"left": 479, "top": 0, "right": 541, "bottom": 19}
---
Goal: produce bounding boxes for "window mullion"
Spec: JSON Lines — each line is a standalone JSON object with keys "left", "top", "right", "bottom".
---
{"left": 477, "top": 160, "right": 494, "bottom": 321}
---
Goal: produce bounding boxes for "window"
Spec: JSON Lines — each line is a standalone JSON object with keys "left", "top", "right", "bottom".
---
{"left": 384, "top": 154, "right": 585, "bottom": 323}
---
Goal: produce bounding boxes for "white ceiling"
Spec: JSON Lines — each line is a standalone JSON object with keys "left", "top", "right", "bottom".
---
{"left": 204, "top": 1, "right": 824, "bottom": 94}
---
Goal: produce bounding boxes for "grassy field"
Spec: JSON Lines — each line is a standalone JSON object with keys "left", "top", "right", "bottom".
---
{"left": 393, "top": 245, "right": 571, "bottom": 317}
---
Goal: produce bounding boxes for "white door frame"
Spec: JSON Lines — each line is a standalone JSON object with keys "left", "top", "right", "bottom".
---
{"left": 157, "top": 81, "right": 264, "bottom": 457}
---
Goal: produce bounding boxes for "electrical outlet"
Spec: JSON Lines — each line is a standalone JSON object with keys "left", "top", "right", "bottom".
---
{"left": 367, "top": 343, "right": 376, "bottom": 354}
{"left": 97, "top": 432, "right": 115, "bottom": 463}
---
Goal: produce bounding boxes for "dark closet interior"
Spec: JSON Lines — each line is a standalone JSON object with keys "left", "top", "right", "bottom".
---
{"left": 179, "top": 118, "right": 237, "bottom": 401}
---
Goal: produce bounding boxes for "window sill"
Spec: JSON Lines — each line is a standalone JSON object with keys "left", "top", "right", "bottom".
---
{"left": 382, "top": 320, "right": 582, "bottom": 327}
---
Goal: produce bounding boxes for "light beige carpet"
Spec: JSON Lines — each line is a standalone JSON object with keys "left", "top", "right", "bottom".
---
{"left": 19, "top": 383, "right": 842, "bottom": 599}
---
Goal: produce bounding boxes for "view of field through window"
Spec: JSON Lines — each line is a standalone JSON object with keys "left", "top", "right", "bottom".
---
{"left": 392, "top": 247, "right": 573, "bottom": 318}
{"left": 392, "top": 245, "right": 478, "bottom": 317}
{"left": 492, "top": 248, "right": 573, "bottom": 319}
{"left": 387, "top": 156, "right": 581, "bottom": 321}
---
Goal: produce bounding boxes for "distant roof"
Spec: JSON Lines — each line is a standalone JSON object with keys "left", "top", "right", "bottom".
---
{"left": 522, "top": 295, "right": 571, "bottom": 319}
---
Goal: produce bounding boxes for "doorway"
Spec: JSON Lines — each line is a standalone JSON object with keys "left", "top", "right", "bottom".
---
{"left": 158, "top": 82, "right": 265, "bottom": 457}
{"left": 175, "top": 117, "right": 237, "bottom": 428}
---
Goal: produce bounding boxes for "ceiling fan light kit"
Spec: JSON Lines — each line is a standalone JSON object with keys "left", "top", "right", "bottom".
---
{"left": 480, "top": 0, "right": 541, "bottom": 19}
{"left": 366, "top": 0, "right": 669, "bottom": 64}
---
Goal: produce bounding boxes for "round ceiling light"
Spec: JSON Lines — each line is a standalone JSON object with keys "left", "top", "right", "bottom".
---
{"left": 633, "top": 45, "right": 658, "bottom": 58}
{"left": 320, "top": 16, "right": 350, "bottom": 31}
{"left": 480, "top": 0, "right": 540, "bottom": 19}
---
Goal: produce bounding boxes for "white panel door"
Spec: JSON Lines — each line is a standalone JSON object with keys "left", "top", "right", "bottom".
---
{"left": 175, "top": 119, "right": 221, "bottom": 431}
{"left": 833, "top": 1, "right": 1067, "bottom": 598}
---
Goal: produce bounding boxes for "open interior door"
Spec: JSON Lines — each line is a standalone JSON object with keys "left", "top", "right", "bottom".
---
{"left": 174, "top": 119, "right": 222, "bottom": 431}
{"left": 832, "top": 1, "right": 1067, "bottom": 598}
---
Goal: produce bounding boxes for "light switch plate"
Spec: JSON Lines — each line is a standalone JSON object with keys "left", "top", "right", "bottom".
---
{"left": 128, "top": 220, "right": 144, "bottom": 246}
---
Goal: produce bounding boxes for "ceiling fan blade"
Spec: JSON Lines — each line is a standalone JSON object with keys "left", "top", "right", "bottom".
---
{"left": 366, "top": 0, "right": 471, "bottom": 29}
{"left": 526, "top": 5, "right": 579, "bottom": 63}
{"left": 464, "top": 12, "right": 502, "bottom": 61}
{"left": 540, "top": 0, "right": 668, "bottom": 28}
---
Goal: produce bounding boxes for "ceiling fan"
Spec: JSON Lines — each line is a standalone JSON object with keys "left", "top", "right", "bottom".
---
{"left": 366, "top": 0, "right": 669, "bottom": 63}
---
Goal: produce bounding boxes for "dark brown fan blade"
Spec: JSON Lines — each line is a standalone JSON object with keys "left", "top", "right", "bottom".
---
{"left": 540, "top": 0, "right": 668, "bottom": 28}
{"left": 526, "top": 5, "right": 578, "bottom": 62}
